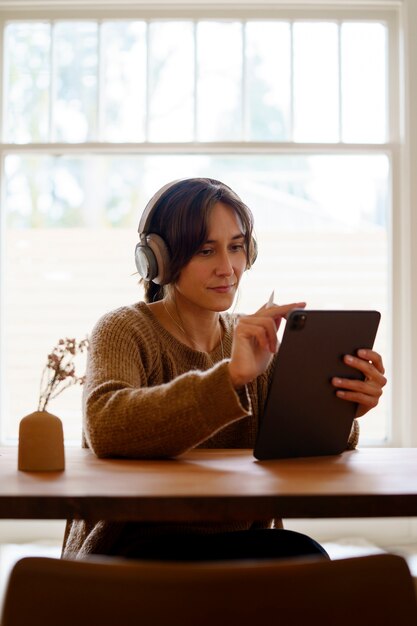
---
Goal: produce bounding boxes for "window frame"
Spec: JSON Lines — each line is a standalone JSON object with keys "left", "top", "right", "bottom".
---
{"left": 0, "top": 0, "right": 414, "bottom": 451}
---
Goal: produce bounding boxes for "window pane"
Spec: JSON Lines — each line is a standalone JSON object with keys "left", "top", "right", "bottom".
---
{"left": 102, "top": 21, "right": 146, "bottom": 142}
{"left": 197, "top": 22, "right": 243, "bottom": 141}
{"left": 53, "top": 22, "right": 98, "bottom": 142}
{"left": 220, "top": 155, "right": 389, "bottom": 442}
{"left": 3, "top": 155, "right": 143, "bottom": 441}
{"left": 3, "top": 153, "right": 389, "bottom": 443}
{"left": 4, "top": 23, "right": 51, "bottom": 143}
{"left": 245, "top": 21, "right": 291, "bottom": 141}
{"left": 148, "top": 22, "right": 194, "bottom": 142}
{"left": 341, "top": 22, "right": 387, "bottom": 143}
{"left": 3, "top": 19, "right": 389, "bottom": 147}
{"left": 293, "top": 22, "right": 339, "bottom": 142}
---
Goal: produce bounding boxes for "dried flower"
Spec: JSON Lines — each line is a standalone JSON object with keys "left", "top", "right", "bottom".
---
{"left": 38, "top": 337, "right": 89, "bottom": 412}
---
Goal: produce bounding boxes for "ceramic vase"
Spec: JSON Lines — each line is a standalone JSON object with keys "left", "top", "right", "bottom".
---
{"left": 18, "top": 410, "right": 65, "bottom": 471}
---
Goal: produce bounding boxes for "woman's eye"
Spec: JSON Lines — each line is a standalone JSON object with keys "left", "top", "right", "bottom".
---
{"left": 198, "top": 248, "right": 213, "bottom": 256}
{"left": 231, "top": 244, "right": 245, "bottom": 252}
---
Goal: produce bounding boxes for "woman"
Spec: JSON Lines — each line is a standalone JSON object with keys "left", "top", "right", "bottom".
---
{"left": 63, "top": 178, "right": 386, "bottom": 560}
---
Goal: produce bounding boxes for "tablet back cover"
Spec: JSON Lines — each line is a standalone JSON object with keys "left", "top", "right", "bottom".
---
{"left": 254, "top": 310, "right": 381, "bottom": 460}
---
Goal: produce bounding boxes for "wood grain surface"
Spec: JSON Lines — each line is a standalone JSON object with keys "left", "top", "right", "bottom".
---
{"left": 1, "top": 447, "right": 416, "bottom": 522}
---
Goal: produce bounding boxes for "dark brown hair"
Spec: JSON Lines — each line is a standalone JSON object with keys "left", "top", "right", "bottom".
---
{"left": 142, "top": 177, "right": 257, "bottom": 303}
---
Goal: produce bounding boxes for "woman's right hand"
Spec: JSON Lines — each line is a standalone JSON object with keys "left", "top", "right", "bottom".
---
{"left": 228, "top": 301, "right": 306, "bottom": 388}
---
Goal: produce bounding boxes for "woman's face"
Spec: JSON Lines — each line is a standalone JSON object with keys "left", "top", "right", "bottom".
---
{"left": 174, "top": 201, "right": 248, "bottom": 313}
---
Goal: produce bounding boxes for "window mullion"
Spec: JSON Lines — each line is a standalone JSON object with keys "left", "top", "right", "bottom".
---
{"left": 289, "top": 21, "right": 294, "bottom": 142}
{"left": 241, "top": 20, "right": 247, "bottom": 141}
{"left": 96, "top": 20, "right": 103, "bottom": 141}
{"left": 0, "top": 141, "right": 393, "bottom": 156}
{"left": 49, "top": 21, "right": 56, "bottom": 142}
{"left": 145, "top": 20, "right": 150, "bottom": 143}
{"left": 193, "top": 20, "right": 198, "bottom": 142}
{"left": 388, "top": 13, "right": 399, "bottom": 143}
{"left": 338, "top": 21, "right": 342, "bottom": 142}
{"left": 0, "top": 21, "right": 5, "bottom": 142}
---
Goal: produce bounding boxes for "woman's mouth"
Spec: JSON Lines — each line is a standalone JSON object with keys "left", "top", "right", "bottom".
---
{"left": 209, "top": 285, "right": 235, "bottom": 294}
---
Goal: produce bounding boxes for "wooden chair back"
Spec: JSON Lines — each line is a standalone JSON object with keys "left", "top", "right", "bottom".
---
{"left": 2, "top": 553, "right": 416, "bottom": 626}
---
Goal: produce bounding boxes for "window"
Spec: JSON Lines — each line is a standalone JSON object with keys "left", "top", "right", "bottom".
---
{"left": 0, "top": 4, "right": 404, "bottom": 445}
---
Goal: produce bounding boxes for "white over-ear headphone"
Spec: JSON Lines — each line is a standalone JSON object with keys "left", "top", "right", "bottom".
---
{"left": 134, "top": 179, "right": 182, "bottom": 285}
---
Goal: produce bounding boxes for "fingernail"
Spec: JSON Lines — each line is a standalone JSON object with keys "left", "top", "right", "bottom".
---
{"left": 345, "top": 355, "right": 354, "bottom": 363}
{"left": 333, "top": 378, "right": 342, "bottom": 385}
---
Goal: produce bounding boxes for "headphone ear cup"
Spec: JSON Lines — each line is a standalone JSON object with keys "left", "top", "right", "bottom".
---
{"left": 147, "top": 234, "right": 171, "bottom": 285}
{"left": 135, "top": 242, "right": 159, "bottom": 282}
{"left": 135, "top": 234, "right": 171, "bottom": 285}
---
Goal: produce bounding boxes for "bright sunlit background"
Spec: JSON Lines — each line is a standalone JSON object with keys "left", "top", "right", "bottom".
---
{"left": 2, "top": 18, "right": 390, "bottom": 444}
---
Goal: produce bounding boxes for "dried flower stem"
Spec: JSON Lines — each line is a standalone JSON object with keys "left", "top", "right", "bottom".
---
{"left": 38, "top": 337, "right": 89, "bottom": 412}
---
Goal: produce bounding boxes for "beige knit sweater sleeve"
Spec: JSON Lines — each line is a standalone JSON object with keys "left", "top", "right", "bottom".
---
{"left": 83, "top": 304, "right": 251, "bottom": 459}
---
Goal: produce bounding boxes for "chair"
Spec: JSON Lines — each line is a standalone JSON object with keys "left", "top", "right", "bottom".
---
{"left": 2, "top": 553, "right": 417, "bottom": 626}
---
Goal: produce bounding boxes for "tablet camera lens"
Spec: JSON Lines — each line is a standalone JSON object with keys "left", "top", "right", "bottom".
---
{"left": 291, "top": 313, "right": 306, "bottom": 331}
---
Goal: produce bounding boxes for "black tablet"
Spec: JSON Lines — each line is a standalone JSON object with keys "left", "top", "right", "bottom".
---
{"left": 253, "top": 310, "right": 381, "bottom": 460}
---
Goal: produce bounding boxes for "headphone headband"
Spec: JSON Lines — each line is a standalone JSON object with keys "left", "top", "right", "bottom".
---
{"left": 138, "top": 179, "right": 184, "bottom": 241}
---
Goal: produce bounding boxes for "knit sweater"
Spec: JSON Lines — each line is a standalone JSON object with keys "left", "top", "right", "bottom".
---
{"left": 62, "top": 301, "right": 359, "bottom": 558}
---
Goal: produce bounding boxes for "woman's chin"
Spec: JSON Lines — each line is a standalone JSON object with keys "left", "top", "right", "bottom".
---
{"left": 208, "top": 292, "right": 237, "bottom": 311}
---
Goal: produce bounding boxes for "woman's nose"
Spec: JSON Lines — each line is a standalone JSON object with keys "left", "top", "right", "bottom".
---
{"left": 215, "top": 250, "right": 234, "bottom": 276}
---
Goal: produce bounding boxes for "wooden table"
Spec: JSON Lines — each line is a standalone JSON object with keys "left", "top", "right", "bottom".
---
{"left": 1, "top": 447, "right": 417, "bottom": 522}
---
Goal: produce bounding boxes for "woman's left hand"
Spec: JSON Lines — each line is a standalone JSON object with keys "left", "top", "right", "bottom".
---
{"left": 331, "top": 349, "right": 387, "bottom": 418}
